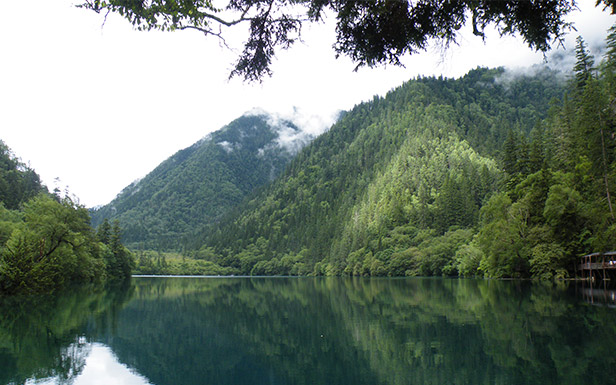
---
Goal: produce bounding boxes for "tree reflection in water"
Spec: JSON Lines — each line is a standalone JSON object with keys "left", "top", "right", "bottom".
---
{"left": 0, "top": 283, "right": 134, "bottom": 385}
{"left": 2, "top": 278, "right": 616, "bottom": 385}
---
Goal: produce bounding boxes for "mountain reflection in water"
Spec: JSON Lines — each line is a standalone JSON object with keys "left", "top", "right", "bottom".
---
{"left": 1, "top": 277, "right": 616, "bottom": 385}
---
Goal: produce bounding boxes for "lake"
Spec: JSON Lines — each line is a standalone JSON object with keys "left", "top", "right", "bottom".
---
{"left": 1, "top": 277, "right": 615, "bottom": 385}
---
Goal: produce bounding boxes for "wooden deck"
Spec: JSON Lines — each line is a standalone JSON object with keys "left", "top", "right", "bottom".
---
{"left": 578, "top": 251, "right": 616, "bottom": 280}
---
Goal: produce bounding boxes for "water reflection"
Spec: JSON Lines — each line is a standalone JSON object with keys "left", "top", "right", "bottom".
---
{"left": 23, "top": 343, "right": 151, "bottom": 385}
{"left": 576, "top": 280, "right": 616, "bottom": 307}
{"left": 2, "top": 278, "right": 616, "bottom": 385}
{"left": 0, "top": 284, "right": 134, "bottom": 385}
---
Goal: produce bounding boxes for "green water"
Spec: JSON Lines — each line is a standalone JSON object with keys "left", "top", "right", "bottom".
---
{"left": 1, "top": 277, "right": 615, "bottom": 385}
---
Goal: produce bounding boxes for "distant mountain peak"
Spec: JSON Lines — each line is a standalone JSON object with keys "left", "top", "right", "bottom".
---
{"left": 90, "top": 110, "right": 325, "bottom": 249}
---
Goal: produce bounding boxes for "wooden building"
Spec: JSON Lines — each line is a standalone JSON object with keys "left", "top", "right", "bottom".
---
{"left": 578, "top": 251, "right": 616, "bottom": 281}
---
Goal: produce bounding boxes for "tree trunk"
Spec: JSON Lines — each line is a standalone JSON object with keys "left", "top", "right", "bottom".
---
{"left": 599, "top": 110, "right": 614, "bottom": 220}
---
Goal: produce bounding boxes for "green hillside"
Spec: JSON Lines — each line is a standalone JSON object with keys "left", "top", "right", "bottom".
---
{"left": 91, "top": 113, "right": 315, "bottom": 250}
{"left": 189, "top": 66, "right": 569, "bottom": 276}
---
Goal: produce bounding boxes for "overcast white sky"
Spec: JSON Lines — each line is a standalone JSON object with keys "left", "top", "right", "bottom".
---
{"left": 1, "top": 1, "right": 615, "bottom": 208}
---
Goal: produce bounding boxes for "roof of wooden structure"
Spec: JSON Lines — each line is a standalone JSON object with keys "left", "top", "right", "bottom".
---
{"left": 582, "top": 251, "right": 616, "bottom": 258}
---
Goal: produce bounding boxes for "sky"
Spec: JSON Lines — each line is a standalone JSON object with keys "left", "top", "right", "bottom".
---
{"left": 1, "top": 1, "right": 615, "bottom": 208}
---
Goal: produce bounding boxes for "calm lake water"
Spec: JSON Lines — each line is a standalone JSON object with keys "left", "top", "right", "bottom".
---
{"left": 1, "top": 277, "right": 615, "bottom": 385}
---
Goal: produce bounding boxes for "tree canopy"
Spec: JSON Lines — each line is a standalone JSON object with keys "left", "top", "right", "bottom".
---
{"left": 0, "top": 140, "right": 46, "bottom": 210}
{"left": 78, "top": 0, "right": 616, "bottom": 81}
{"left": 0, "top": 141, "right": 134, "bottom": 294}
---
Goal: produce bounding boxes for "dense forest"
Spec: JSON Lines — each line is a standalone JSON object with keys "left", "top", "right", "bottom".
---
{"left": 0, "top": 142, "right": 133, "bottom": 294}
{"left": 141, "top": 30, "right": 616, "bottom": 279}
{"left": 91, "top": 113, "right": 314, "bottom": 250}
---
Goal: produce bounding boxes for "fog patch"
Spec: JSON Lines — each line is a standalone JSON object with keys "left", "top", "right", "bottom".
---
{"left": 196, "top": 132, "right": 213, "bottom": 146}
{"left": 128, "top": 179, "right": 142, "bottom": 196}
{"left": 245, "top": 107, "right": 340, "bottom": 155}
{"left": 494, "top": 63, "right": 567, "bottom": 89}
{"left": 496, "top": 26, "right": 610, "bottom": 86}
{"left": 273, "top": 119, "right": 311, "bottom": 155}
{"left": 217, "top": 140, "right": 234, "bottom": 153}
{"left": 540, "top": 41, "right": 603, "bottom": 75}
{"left": 114, "top": 178, "right": 143, "bottom": 201}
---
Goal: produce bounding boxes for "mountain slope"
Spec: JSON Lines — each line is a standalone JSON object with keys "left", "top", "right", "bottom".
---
{"left": 0, "top": 140, "right": 46, "bottom": 210}
{"left": 190, "top": 67, "right": 566, "bottom": 275}
{"left": 91, "top": 113, "right": 316, "bottom": 249}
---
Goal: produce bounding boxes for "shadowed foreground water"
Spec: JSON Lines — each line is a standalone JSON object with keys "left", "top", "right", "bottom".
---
{"left": 1, "top": 277, "right": 615, "bottom": 385}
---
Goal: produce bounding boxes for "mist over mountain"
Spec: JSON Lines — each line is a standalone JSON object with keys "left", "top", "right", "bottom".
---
{"left": 91, "top": 111, "right": 326, "bottom": 250}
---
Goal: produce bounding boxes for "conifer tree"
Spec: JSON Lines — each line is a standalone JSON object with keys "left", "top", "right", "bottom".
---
{"left": 551, "top": 94, "right": 577, "bottom": 170}
{"left": 97, "top": 218, "right": 111, "bottom": 245}
{"left": 602, "top": 24, "right": 616, "bottom": 91}
{"left": 578, "top": 79, "right": 615, "bottom": 220}
{"left": 516, "top": 135, "right": 531, "bottom": 177}
{"left": 502, "top": 130, "right": 518, "bottom": 177}
{"left": 105, "top": 220, "right": 133, "bottom": 281}
{"left": 573, "top": 36, "right": 595, "bottom": 91}
{"left": 529, "top": 125, "right": 546, "bottom": 173}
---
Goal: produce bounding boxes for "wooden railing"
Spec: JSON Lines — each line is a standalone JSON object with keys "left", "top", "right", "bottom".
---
{"left": 578, "top": 252, "right": 616, "bottom": 272}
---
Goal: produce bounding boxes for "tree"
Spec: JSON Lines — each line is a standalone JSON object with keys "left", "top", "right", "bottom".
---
{"left": 476, "top": 193, "right": 530, "bottom": 278}
{"left": 76, "top": 0, "right": 613, "bottom": 81}
{"left": 529, "top": 124, "right": 546, "bottom": 173}
{"left": 105, "top": 220, "right": 134, "bottom": 281}
{"left": 97, "top": 218, "right": 111, "bottom": 245}
{"left": 602, "top": 23, "right": 616, "bottom": 88}
{"left": 502, "top": 129, "right": 518, "bottom": 178}
{"left": 573, "top": 36, "right": 596, "bottom": 91}
{"left": 574, "top": 75, "right": 615, "bottom": 220}
{"left": 543, "top": 179, "right": 586, "bottom": 255}
{"left": 0, "top": 194, "right": 104, "bottom": 294}
{"left": 435, "top": 176, "right": 477, "bottom": 233}
{"left": 0, "top": 140, "right": 45, "bottom": 210}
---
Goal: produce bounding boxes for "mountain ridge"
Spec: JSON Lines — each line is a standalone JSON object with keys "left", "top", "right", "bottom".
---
{"left": 91, "top": 111, "right": 325, "bottom": 249}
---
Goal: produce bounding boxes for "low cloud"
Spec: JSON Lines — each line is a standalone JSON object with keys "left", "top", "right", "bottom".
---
{"left": 498, "top": 15, "right": 613, "bottom": 83}
{"left": 245, "top": 107, "right": 341, "bottom": 155}
{"left": 217, "top": 140, "right": 234, "bottom": 153}
{"left": 494, "top": 62, "right": 568, "bottom": 88}
{"left": 496, "top": 36, "right": 607, "bottom": 88}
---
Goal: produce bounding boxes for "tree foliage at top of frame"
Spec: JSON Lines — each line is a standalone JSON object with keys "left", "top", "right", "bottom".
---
{"left": 78, "top": 0, "right": 616, "bottom": 82}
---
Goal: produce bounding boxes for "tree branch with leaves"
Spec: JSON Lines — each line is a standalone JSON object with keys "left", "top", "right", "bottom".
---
{"left": 78, "top": 0, "right": 616, "bottom": 82}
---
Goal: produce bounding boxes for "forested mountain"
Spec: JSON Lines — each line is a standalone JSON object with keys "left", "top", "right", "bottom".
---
{"left": 185, "top": 65, "right": 568, "bottom": 276}
{"left": 91, "top": 113, "right": 318, "bottom": 250}
{"left": 135, "top": 29, "right": 616, "bottom": 280}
